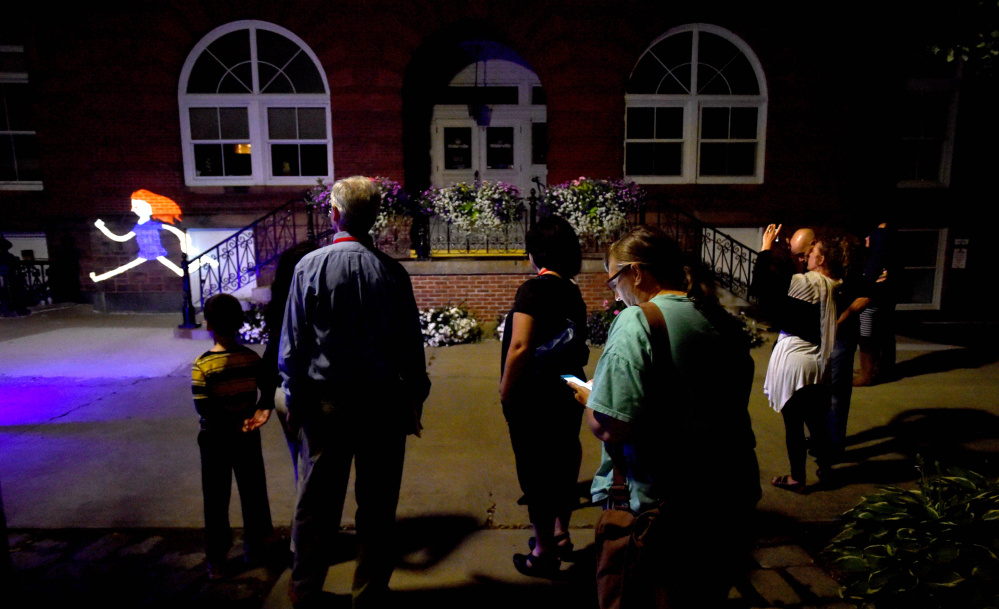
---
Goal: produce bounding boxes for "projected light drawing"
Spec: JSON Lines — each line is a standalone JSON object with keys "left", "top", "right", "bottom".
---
{"left": 89, "top": 189, "right": 217, "bottom": 282}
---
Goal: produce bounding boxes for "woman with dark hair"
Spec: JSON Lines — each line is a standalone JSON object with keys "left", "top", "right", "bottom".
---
{"left": 259, "top": 241, "right": 318, "bottom": 482}
{"left": 570, "top": 225, "right": 760, "bottom": 607}
{"left": 500, "top": 215, "right": 588, "bottom": 577}
{"left": 756, "top": 225, "right": 844, "bottom": 492}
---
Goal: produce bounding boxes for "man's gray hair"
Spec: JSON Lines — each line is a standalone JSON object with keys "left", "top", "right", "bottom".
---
{"left": 330, "top": 176, "right": 380, "bottom": 235}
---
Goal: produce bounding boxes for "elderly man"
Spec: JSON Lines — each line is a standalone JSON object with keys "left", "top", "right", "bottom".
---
{"left": 279, "top": 176, "right": 430, "bottom": 608}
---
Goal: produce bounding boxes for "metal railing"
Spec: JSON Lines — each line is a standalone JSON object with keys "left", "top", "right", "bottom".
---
{"left": 187, "top": 198, "right": 312, "bottom": 310}
{"left": 1, "top": 259, "right": 51, "bottom": 314}
{"left": 182, "top": 188, "right": 758, "bottom": 313}
{"left": 651, "top": 205, "right": 758, "bottom": 303}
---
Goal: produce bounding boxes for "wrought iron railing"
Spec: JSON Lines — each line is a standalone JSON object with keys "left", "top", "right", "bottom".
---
{"left": 0, "top": 259, "right": 51, "bottom": 314}
{"left": 651, "top": 205, "right": 758, "bottom": 303}
{"left": 187, "top": 198, "right": 312, "bottom": 310}
{"left": 183, "top": 186, "right": 758, "bottom": 313}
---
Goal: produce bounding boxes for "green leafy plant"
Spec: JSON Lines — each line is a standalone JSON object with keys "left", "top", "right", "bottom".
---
{"left": 823, "top": 461, "right": 999, "bottom": 609}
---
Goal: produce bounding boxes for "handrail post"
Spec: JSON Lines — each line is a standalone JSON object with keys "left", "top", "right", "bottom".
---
{"left": 179, "top": 241, "right": 200, "bottom": 329}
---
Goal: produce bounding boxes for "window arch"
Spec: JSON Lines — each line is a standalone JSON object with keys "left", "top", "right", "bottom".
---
{"left": 625, "top": 24, "right": 767, "bottom": 184}
{"left": 178, "top": 20, "right": 332, "bottom": 186}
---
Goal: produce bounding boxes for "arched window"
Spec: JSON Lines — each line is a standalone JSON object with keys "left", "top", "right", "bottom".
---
{"left": 178, "top": 21, "right": 332, "bottom": 186}
{"left": 625, "top": 24, "right": 767, "bottom": 184}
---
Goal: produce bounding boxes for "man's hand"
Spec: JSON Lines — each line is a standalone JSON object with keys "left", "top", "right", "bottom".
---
{"left": 243, "top": 408, "right": 271, "bottom": 432}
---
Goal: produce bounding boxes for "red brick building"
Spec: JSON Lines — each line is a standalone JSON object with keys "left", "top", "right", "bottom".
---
{"left": 2, "top": 2, "right": 995, "bottom": 330}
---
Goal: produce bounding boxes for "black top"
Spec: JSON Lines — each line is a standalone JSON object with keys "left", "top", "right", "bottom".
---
{"left": 751, "top": 250, "right": 822, "bottom": 344}
{"left": 501, "top": 274, "right": 588, "bottom": 389}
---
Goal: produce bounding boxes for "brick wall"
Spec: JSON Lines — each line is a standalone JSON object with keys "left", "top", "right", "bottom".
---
{"left": 410, "top": 269, "right": 612, "bottom": 322}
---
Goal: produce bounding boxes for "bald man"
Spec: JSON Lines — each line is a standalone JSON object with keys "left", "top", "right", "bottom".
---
{"left": 789, "top": 228, "right": 815, "bottom": 273}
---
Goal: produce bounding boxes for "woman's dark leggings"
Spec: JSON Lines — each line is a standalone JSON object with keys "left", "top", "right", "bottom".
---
{"left": 781, "top": 384, "right": 832, "bottom": 483}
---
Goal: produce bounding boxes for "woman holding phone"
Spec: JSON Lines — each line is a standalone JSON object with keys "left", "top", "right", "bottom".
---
{"left": 499, "top": 215, "right": 589, "bottom": 577}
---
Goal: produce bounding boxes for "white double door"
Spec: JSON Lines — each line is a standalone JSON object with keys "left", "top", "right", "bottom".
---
{"left": 430, "top": 106, "right": 547, "bottom": 198}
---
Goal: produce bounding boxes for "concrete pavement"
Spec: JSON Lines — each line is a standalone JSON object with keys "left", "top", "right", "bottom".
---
{"left": 2, "top": 303, "right": 998, "bottom": 607}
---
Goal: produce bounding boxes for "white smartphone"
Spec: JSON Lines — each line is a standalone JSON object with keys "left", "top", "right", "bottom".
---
{"left": 561, "top": 374, "right": 588, "bottom": 388}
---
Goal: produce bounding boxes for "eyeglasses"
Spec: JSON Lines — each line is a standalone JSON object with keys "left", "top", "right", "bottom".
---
{"left": 606, "top": 264, "right": 632, "bottom": 291}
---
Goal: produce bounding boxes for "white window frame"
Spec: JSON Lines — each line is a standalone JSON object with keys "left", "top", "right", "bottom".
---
{"left": 0, "top": 44, "right": 42, "bottom": 191}
{"left": 178, "top": 21, "right": 333, "bottom": 187}
{"left": 625, "top": 24, "right": 767, "bottom": 185}
{"left": 896, "top": 228, "right": 948, "bottom": 311}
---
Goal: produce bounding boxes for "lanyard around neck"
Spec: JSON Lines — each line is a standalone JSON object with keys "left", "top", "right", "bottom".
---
{"left": 333, "top": 235, "right": 360, "bottom": 244}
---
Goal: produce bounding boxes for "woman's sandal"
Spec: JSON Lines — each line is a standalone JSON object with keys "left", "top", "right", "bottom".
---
{"left": 528, "top": 535, "right": 575, "bottom": 560}
{"left": 771, "top": 474, "right": 806, "bottom": 493}
{"left": 512, "top": 551, "right": 561, "bottom": 578}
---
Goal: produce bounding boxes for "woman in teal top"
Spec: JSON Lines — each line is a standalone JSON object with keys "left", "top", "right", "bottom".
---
{"left": 570, "top": 226, "right": 760, "bottom": 608}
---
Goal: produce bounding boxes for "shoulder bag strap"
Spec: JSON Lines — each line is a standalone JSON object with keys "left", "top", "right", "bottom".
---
{"left": 607, "top": 301, "right": 672, "bottom": 506}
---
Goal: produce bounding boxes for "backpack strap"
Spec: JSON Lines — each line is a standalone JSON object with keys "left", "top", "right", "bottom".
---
{"left": 607, "top": 300, "right": 672, "bottom": 509}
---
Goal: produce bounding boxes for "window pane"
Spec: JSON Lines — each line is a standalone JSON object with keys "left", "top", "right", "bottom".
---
{"left": 897, "top": 140, "right": 943, "bottom": 182}
{"left": 629, "top": 32, "right": 692, "bottom": 94}
{"left": 282, "top": 52, "right": 326, "bottom": 94}
{"left": 11, "top": 134, "right": 40, "bottom": 181}
{"left": 532, "top": 86, "right": 547, "bottom": 105}
{"left": 256, "top": 30, "right": 325, "bottom": 94}
{"left": 0, "top": 49, "right": 27, "bottom": 73}
{"left": 271, "top": 144, "right": 299, "bottom": 176}
{"left": 218, "top": 64, "right": 253, "bottom": 94}
{"left": 219, "top": 107, "right": 249, "bottom": 139}
{"left": 698, "top": 32, "right": 758, "bottom": 95}
{"left": 898, "top": 268, "right": 936, "bottom": 304}
{"left": 0, "top": 134, "right": 16, "bottom": 180}
{"left": 627, "top": 107, "right": 655, "bottom": 139}
{"left": 699, "top": 142, "right": 756, "bottom": 176}
{"left": 897, "top": 231, "right": 940, "bottom": 267}
{"left": 701, "top": 107, "right": 729, "bottom": 139}
{"left": 299, "top": 144, "right": 328, "bottom": 176}
{"left": 256, "top": 29, "right": 299, "bottom": 72}
{"left": 194, "top": 144, "right": 225, "bottom": 176}
{"left": 219, "top": 108, "right": 250, "bottom": 140}
{"left": 444, "top": 127, "right": 472, "bottom": 170}
{"left": 298, "top": 108, "right": 326, "bottom": 139}
{"left": 259, "top": 64, "right": 294, "bottom": 94}
{"left": 655, "top": 107, "right": 683, "bottom": 139}
{"left": 268, "top": 107, "right": 298, "bottom": 139}
{"left": 0, "top": 83, "right": 33, "bottom": 131}
{"left": 487, "top": 127, "right": 514, "bottom": 169}
{"left": 190, "top": 108, "right": 219, "bottom": 140}
{"left": 532, "top": 122, "right": 547, "bottom": 165}
{"left": 626, "top": 142, "right": 681, "bottom": 176}
{"left": 188, "top": 30, "right": 252, "bottom": 94}
{"left": 731, "top": 107, "right": 758, "bottom": 139}
{"left": 223, "top": 144, "right": 252, "bottom": 176}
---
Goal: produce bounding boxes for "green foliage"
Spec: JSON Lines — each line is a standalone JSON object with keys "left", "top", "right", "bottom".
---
{"left": 928, "top": 0, "right": 999, "bottom": 76}
{"left": 823, "top": 461, "right": 999, "bottom": 608}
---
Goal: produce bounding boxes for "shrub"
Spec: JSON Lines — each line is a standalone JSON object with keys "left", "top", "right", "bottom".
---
{"left": 539, "top": 177, "right": 645, "bottom": 245}
{"left": 586, "top": 299, "right": 626, "bottom": 347}
{"left": 823, "top": 461, "right": 999, "bottom": 609}
{"left": 420, "top": 304, "right": 482, "bottom": 347}
{"left": 237, "top": 303, "right": 268, "bottom": 344}
{"left": 421, "top": 181, "right": 522, "bottom": 235}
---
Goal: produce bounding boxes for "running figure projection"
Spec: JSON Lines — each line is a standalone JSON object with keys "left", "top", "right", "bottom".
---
{"left": 90, "top": 189, "right": 214, "bottom": 282}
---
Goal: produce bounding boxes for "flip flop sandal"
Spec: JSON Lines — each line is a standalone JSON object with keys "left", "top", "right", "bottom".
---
{"left": 771, "top": 474, "right": 806, "bottom": 493}
{"left": 528, "top": 535, "right": 575, "bottom": 560}
{"left": 512, "top": 552, "right": 561, "bottom": 578}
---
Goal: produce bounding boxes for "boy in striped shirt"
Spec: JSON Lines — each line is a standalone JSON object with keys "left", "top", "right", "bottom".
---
{"left": 192, "top": 293, "right": 273, "bottom": 579}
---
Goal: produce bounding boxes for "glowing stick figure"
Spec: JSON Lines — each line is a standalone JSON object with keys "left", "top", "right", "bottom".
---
{"left": 89, "top": 189, "right": 216, "bottom": 282}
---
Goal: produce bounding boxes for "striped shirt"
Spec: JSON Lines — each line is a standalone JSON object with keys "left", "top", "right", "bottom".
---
{"left": 192, "top": 346, "right": 263, "bottom": 431}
